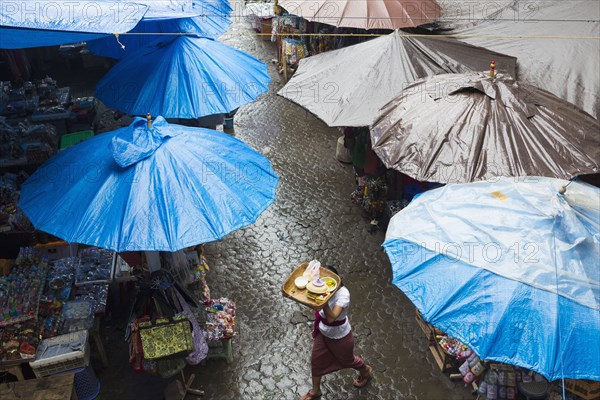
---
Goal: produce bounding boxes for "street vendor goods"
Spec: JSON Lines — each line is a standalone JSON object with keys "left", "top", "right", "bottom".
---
{"left": 76, "top": 247, "right": 113, "bottom": 285}
{"left": 0, "top": 252, "right": 46, "bottom": 327}
{"left": 438, "top": 335, "right": 473, "bottom": 359}
{"left": 204, "top": 298, "right": 236, "bottom": 341}
{"left": 60, "top": 300, "right": 93, "bottom": 333}
{"left": 138, "top": 314, "right": 193, "bottom": 360}
{"left": 0, "top": 319, "right": 41, "bottom": 361}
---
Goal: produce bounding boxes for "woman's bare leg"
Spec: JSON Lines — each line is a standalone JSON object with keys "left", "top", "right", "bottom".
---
{"left": 311, "top": 375, "right": 322, "bottom": 394}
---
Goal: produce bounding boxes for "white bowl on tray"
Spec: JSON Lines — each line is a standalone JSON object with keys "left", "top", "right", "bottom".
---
{"left": 294, "top": 276, "right": 309, "bottom": 289}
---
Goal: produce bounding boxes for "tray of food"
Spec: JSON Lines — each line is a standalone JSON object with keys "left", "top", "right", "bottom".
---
{"left": 282, "top": 262, "right": 340, "bottom": 309}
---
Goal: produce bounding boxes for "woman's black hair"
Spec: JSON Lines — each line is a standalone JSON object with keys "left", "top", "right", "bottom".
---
{"left": 325, "top": 265, "right": 343, "bottom": 286}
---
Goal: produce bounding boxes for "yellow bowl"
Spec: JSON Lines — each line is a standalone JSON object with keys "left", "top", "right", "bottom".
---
{"left": 322, "top": 277, "right": 337, "bottom": 292}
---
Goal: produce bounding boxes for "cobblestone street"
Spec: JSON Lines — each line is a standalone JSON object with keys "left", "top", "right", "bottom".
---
{"left": 91, "top": 5, "right": 474, "bottom": 399}
{"left": 164, "top": 7, "right": 472, "bottom": 400}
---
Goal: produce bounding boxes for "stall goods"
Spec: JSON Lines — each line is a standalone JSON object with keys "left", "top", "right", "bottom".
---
{"left": 0, "top": 251, "right": 46, "bottom": 327}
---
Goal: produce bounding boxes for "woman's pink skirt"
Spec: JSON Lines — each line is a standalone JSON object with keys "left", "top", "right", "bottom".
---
{"left": 311, "top": 331, "right": 365, "bottom": 377}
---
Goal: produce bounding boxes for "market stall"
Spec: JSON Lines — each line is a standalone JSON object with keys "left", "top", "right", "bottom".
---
{"left": 0, "top": 77, "right": 97, "bottom": 176}
{"left": 12, "top": 116, "right": 277, "bottom": 397}
{"left": 271, "top": 13, "right": 380, "bottom": 80}
{"left": 0, "top": 246, "right": 112, "bottom": 391}
{"left": 385, "top": 178, "right": 600, "bottom": 400}
{"left": 414, "top": 310, "right": 600, "bottom": 400}
{"left": 126, "top": 247, "right": 237, "bottom": 376}
{"left": 245, "top": 2, "right": 275, "bottom": 41}
{"left": 1, "top": 77, "right": 72, "bottom": 135}
{"left": 342, "top": 126, "right": 441, "bottom": 230}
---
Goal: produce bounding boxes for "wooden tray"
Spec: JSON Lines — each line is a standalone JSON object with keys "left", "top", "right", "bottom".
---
{"left": 281, "top": 262, "right": 341, "bottom": 309}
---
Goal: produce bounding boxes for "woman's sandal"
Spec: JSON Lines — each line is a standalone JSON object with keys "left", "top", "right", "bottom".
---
{"left": 353, "top": 365, "right": 373, "bottom": 388}
{"left": 300, "top": 391, "right": 322, "bottom": 400}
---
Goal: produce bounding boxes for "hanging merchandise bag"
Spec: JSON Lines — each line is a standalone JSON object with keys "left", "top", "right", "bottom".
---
{"left": 138, "top": 313, "right": 194, "bottom": 360}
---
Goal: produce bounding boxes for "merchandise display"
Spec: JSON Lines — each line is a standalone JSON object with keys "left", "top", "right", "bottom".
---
{"left": 0, "top": 319, "right": 42, "bottom": 362}
{"left": 0, "top": 249, "right": 48, "bottom": 362}
{"left": 70, "top": 97, "right": 97, "bottom": 125}
{"left": 0, "top": 81, "right": 38, "bottom": 118}
{"left": 0, "top": 117, "right": 58, "bottom": 167}
{"left": 0, "top": 248, "right": 110, "bottom": 366}
{"left": 37, "top": 296, "right": 63, "bottom": 340}
{"left": 60, "top": 300, "right": 93, "bottom": 333}
{"left": 76, "top": 247, "right": 113, "bottom": 285}
{"left": 0, "top": 172, "right": 33, "bottom": 232}
{"left": 438, "top": 335, "right": 473, "bottom": 359}
{"left": 189, "top": 252, "right": 237, "bottom": 342}
{"left": 283, "top": 38, "right": 308, "bottom": 65}
{"left": 476, "top": 364, "right": 547, "bottom": 400}
{"left": 74, "top": 284, "right": 108, "bottom": 316}
{"left": 273, "top": 12, "right": 381, "bottom": 76}
{"left": 1, "top": 77, "right": 70, "bottom": 119}
{"left": 204, "top": 298, "right": 236, "bottom": 341}
{"left": 0, "top": 249, "right": 47, "bottom": 327}
{"left": 45, "top": 256, "right": 77, "bottom": 300}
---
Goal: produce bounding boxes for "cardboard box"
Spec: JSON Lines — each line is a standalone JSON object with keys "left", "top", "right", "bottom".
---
{"left": 0, "top": 259, "right": 13, "bottom": 275}
{"left": 34, "top": 241, "right": 78, "bottom": 261}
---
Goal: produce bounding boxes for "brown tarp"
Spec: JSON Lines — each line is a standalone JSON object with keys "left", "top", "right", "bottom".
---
{"left": 370, "top": 72, "right": 600, "bottom": 183}
{"left": 278, "top": 0, "right": 441, "bottom": 30}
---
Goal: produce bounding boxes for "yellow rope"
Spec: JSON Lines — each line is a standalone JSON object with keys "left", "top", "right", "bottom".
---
{"left": 117, "top": 31, "right": 600, "bottom": 40}
{"left": 113, "top": 33, "right": 126, "bottom": 49}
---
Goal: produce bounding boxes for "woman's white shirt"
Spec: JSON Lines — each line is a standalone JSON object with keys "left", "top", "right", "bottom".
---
{"left": 318, "top": 286, "right": 351, "bottom": 339}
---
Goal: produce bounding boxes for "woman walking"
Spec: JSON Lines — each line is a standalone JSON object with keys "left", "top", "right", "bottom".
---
{"left": 300, "top": 266, "right": 372, "bottom": 400}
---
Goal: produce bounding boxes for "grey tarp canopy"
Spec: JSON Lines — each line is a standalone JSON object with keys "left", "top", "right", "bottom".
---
{"left": 277, "top": 32, "right": 516, "bottom": 127}
{"left": 438, "top": 0, "right": 600, "bottom": 119}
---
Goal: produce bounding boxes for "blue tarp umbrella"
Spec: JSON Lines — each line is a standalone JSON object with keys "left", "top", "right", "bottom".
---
{"left": 86, "top": 0, "right": 233, "bottom": 59}
{"left": 18, "top": 116, "right": 279, "bottom": 252}
{"left": 383, "top": 177, "right": 600, "bottom": 381}
{"left": 95, "top": 35, "right": 270, "bottom": 119}
{"left": 0, "top": 0, "right": 148, "bottom": 48}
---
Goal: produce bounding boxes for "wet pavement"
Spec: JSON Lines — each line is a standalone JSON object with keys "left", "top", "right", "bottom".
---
{"left": 79, "top": 4, "right": 474, "bottom": 399}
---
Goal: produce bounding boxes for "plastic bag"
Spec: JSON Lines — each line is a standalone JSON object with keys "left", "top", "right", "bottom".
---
{"left": 303, "top": 260, "right": 321, "bottom": 281}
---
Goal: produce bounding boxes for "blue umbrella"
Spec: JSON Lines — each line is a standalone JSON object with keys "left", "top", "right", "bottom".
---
{"left": 0, "top": 0, "right": 149, "bottom": 49}
{"left": 86, "top": 0, "right": 233, "bottom": 59}
{"left": 95, "top": 35, "right": 270, "bottom": 119}
{"left": 19, "top": 116, "right": 278, "bottom": 252}
{"left": 383, "top": 177, "right": 600, "bottom": 381}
